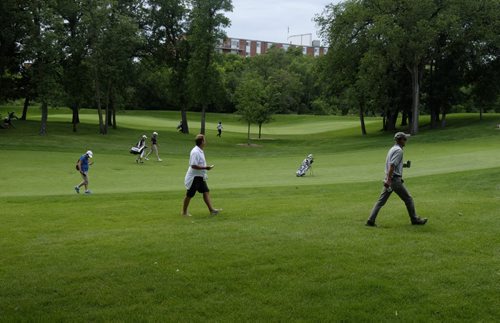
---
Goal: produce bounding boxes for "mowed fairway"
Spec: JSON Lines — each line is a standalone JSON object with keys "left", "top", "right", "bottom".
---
{"left": 0, "top": 107, "right": 499, "bottom": 321}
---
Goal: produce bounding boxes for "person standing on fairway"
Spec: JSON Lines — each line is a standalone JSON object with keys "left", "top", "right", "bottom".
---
{"left": 182, "top": 134, "right": 221, "bottom": 217}
{"left": 366, "top": 132, "right": 427, "bottom": 226}
{"left": 145, "top": 131, "right": 162, "bottom": 162}
{"left": 217, "top": 121, "right": 223, "bottom": 137}
{"left": 75, "top": 150, "right": 93, "bottom": 194}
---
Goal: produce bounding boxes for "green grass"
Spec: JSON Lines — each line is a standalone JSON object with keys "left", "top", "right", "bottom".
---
{"left": 0, "top": 106, "right": 499, "bottom": 321}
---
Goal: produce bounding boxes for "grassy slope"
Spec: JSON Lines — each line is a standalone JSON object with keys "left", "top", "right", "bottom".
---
{"left": 0, "top": 107, "right": 499, "bottom": 321}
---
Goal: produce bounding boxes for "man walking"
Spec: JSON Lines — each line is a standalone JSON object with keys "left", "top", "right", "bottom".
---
{"left": 145, "top": 131, "right": 162, "bottom": 162}
{"left": 366, "top": 132, "right": 427, "bottom": 226}
{"left": 182, "top": 134, "right": 221, "bottom": 217}
{"left": 75, "top": 150, "right": 93, "bottom": 194}
{"left": 217, "top": 121, "right": 223, "bottom": 137}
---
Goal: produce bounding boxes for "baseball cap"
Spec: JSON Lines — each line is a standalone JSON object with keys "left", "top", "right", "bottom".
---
{"left": 86, "top": 150, "right": 93, "bottom": 158}
{"left": 307, "top": 154, "right": 313, "bottom": 159}
{"left": 153, "top": 131, "right": 158, "bottom": 136}
{"left": 394, "top": 132, "right": 410, "bottom": 140}
{"left": 142, "top": 135, "right": 147, "bottom": 139}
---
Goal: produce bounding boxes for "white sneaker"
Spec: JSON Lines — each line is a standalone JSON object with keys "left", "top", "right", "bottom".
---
{"left": 145, "top": 157, "right": 149, "bottom": 161}
{"left": 158, "top": 159, "right": 162, "bottom": 162}
{"left": 182, "top": 213, "right": 192, "bottom": 217}
{"left": 85, "top": 190, "right": 92, "bottom": 194}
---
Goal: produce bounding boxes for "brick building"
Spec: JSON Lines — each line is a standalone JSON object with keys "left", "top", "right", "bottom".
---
{"left": 217, "top": 37, "right": 328, "bottom": 58}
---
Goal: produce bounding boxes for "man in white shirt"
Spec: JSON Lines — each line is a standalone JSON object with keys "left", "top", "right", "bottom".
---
{"left": 182, "top": 134, "right": 221, "bottom": 217}
{"left": 366, "top": 132, "right": 427, "bottom": 227}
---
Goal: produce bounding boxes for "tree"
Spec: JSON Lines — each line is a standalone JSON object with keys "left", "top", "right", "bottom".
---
{"left": 0, "top": 0, "right": 30, "bottom": 103}
{"left": 57, "top": 0, "right": 92, "bottom": 132}
{"left": 145, "top": 0, "right": 191, "bottom": 133}
{"left": 187, "top": 0, "right": 232, "bottom": 134}
{"left": 235, "top": 74, "right": 267, "bottom": 144}
{"left": 22, "top": 0, "right": 63, "bottom": 135}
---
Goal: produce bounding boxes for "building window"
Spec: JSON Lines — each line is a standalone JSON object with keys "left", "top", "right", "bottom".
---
{"left": 256, "top": 41, "right": 261, "bottom": 55}
{"left": 324, "top": 48, "right": 329, "bottom": 55}
{"left": 282, "top": 44, "right": 290, "bottom": 51}
{"left": 302, "top": 46, "right": 307, "bottom": 55}
{"left": 231, "top": 39, "right": 240, "bottom": 49}
{"left": 314, "top": 47, "right": 320, "bottom": 57}
{"left": 246, "top": 41, "right": 250, "bottom": 56}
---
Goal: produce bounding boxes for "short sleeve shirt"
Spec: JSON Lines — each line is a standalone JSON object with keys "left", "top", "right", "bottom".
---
{"left": 184, "top": 146, "right": 207, "bottom": 189}
{"left": 80, "top": 155, "right": 89, "bottom": 172}
{"left": 385, "top": 144, "right": 404, "bottom": 177}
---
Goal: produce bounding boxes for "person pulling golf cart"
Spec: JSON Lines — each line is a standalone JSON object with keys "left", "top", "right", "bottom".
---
{"left": 130, "top": 135, "right": 147, "bottom": 163}
{"left": 296, "top": 154, "right": 314, "bottom": 177}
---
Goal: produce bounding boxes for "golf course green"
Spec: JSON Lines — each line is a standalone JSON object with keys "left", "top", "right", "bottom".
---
{"left": 1, "top": 106, "right": 499, "bottom": 321}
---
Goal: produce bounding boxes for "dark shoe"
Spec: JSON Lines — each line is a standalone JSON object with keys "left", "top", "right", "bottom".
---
{"left": 366, "top": 220, "right": 377, "bottom": 227}
{"left": 411, "top": 217, "right": 428, "bottom": 225}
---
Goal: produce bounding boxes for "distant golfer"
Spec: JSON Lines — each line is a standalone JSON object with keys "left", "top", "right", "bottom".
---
{"left": 182, "top": 134, "right": 221, "bottom": 217}
{"left": 366, "top": 132, "right": 427, "bottom": 226}
{"left": 217, "top": 121, "right": 223, "bottom": 137}
{"left": 75, "top": 150, "right": 93, "bottom": 194}
{"left": 145, "top": 131, "right": 162, "bottom": 162}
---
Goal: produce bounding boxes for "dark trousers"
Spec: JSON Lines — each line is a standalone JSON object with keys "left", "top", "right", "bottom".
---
{"left": 368, "top": 177, "right": 418, "bottom": 222}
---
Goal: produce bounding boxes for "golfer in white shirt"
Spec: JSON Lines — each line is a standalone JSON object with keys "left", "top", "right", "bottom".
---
{"left": 182, "top": 134, "right": 221, "bottom": 217}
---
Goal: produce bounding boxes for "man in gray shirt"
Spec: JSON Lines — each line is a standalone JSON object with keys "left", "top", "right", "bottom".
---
{"left": 366, "top": 132, "right": 428, "bottom": 227}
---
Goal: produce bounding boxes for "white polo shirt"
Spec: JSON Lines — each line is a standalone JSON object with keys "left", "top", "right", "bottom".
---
{"left": 184, "top": 145, "right": 207, "bottom": 189}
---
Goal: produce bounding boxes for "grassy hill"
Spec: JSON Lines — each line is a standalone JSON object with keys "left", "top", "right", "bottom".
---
{"left": 0, "top": 107, "right": 499, "bottom": 321}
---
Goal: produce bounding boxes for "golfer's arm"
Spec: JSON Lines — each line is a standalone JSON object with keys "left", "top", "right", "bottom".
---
{"left": 77, "top": 160, "right": 82, "bottom": 172}
{"left": 386, "top": 164, "right": 395, "bottom": 181}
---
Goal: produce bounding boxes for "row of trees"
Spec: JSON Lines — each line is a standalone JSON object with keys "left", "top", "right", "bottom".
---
{"left": 0, "top": 0, "right": 232, "bottom": 135}
{"left": 315, "top": 0, "right": 500, "bottom": 134}
{"left": 1, "top": 0, "right": 499, "bottom": 136}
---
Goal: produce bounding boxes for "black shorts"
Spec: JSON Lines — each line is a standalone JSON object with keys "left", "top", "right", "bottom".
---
{"left": 186, "top": 177, "right": 209, "bottom": 197}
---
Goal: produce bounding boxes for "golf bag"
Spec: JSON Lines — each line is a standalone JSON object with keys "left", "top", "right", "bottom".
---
{"left": 130, "top": 139, "right": 146, "bottom": 155}
{"left": 296, "top": 154, "right": 314, "bottom": 177}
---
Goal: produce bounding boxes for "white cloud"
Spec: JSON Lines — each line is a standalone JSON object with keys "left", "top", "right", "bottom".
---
{"left": 225, "top": 0, "right": 338, "bottom": 44}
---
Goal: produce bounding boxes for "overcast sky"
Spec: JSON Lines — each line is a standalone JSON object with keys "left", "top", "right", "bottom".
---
{"left": 224, "top": 0, "right": 340, "bottom": 45}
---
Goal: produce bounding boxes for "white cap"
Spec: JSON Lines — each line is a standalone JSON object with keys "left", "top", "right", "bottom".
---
{"left": 86, "top": 150, "right": 93, "bottom": 158}
{"left": 153, "top": 132, "right": 158, "bottom": 136}
{"left": 142, "top": 135, "right": 147, "bottom": 139}
{"left": 307, "top": 154, "right": 313, "bottom": 159}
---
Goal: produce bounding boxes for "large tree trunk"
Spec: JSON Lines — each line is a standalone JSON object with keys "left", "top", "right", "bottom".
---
{"left": 441, "top": 111, "right": 447, "bottom": 128}
{"left": 386, "top": 110, "right": 399, "bottom": 131}
{"left": 200, "top": 103, "right": 207, "bottom": 135}
{"left": 401, "top": 110, "right": 408, "bottom": 126}
{"left": 39, "top": 101, "right": 48, "bottom": 135}
{"left": 94, "top": 74, "right": 105, "bottom": 134}
{"left": 21, "top": 96, "right": 30, "bottom": 120}
{"left": 409, "top": 64, "right": 420, "bottom": 135}
{"left": 479, "top": 105, "right": 483, "bottom": 121}
{"left": 258, "top": 123, "right": 262, "bottom": 138}
{"left": 247, "top": 122, "right": 251, "bottom": 145}
{"left": 359, "top": 102, "right": 367, "bottom": 136}
{"left": 104, "top": 82, "right": 110, "bottom": 134}
{"left": 181, "top": 108, "right": 189, "bottom": 134}
{"left": 71, "top": 103, "right": 79, "bottom": 132}
{"left": 111, "top": 98, "right": 116, "bottom": 129}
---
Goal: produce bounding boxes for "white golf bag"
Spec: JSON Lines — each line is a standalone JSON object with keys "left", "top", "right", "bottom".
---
{"left": 130, "top": 139, "right": 146, "bottom": 155}
{"left": 296, "top": 154, "right": 314, "bottom": 177}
